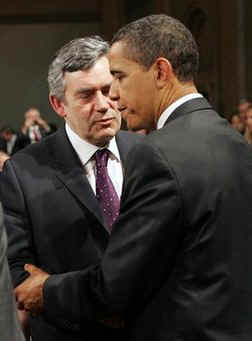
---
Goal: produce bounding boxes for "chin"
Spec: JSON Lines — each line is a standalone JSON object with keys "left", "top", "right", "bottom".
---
{"left": 95, "top": 132, "right": 115, "bottom": 146}
{"left": 126, "top": 120, "right": 143, "bottom": 132}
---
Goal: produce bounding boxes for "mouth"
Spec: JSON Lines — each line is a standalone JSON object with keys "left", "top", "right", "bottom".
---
{"left": 95, "top": 117, "right": 114, "bottom": 125}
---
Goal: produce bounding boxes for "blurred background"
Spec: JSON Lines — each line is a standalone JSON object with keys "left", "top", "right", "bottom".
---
{"left": 0, "top": 0, "right": 251, "bottom": 129}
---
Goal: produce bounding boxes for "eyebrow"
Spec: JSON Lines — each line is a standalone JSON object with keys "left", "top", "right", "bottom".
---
{"left": 75, "top": 83, "right": 112, "bottom": 96}
{"left": 75, "top": 88, "right": 95, "bottom": 96}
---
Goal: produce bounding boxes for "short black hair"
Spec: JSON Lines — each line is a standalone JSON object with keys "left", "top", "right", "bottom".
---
{"left": 112, "top": 14, "right": 199, "bottom": 82}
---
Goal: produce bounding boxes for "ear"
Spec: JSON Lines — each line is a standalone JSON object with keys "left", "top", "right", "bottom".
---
{"left": 152, "top": 57, "right": 173, "bottom": 89}
{"left": 49, "top": 95, "right": 67, "bottom": 118}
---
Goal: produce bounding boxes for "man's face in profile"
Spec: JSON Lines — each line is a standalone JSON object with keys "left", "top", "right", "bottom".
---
{"left": 109, "top": 41, "right": 156, "bottom": 132}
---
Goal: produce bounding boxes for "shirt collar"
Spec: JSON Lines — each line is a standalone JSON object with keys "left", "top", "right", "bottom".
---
{"left": 65, "top": 122, "right": 120, "bottom": 165}
{"left": 157, "top": 93, "right": 203, "bottom": 129}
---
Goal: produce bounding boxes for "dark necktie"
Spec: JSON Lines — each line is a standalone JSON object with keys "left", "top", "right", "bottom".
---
{"left": 33, "top": 126, "right": 40, "bottom": 142}
{"left": 95, "top": 149, "right": 120, "bottom": 231}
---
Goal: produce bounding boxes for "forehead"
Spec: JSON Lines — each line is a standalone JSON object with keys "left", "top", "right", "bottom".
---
{"left": 109, "top": 41, "right": 143, "bottom": 73}
{"left": 64, "top": 56, "right": 112, "bottom": 89}
{"left": 26, "top": 109, "right": 40, "bottom": 117}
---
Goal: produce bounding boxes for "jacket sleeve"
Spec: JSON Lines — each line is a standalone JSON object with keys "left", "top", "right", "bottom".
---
{"left": 0, "top": 159, "right": 34, "bottom": 287}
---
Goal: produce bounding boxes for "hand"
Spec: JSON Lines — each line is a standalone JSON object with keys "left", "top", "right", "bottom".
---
{"left": 14, "top": 264, "right": 50, "bottom": 315}
{"left": 22, "top": 118, "right": 35, "bottom": 133}
{"left": 36, "top": 117, "right": 50, "bottom": 130}
{"left": 0, "top": 151, "right": 9, "bottom": 171}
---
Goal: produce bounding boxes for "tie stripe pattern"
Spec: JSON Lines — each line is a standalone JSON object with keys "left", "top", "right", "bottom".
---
{"left": 95, "top": 149, "right": 120, "bottom": 231}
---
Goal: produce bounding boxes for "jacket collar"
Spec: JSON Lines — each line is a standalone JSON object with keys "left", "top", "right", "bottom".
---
{"left": 164, "top": 97, "right": 213, "bottom": 126}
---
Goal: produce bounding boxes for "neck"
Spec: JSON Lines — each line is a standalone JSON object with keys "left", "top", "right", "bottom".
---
{"left": 154, "top": 80, "right": 198, "bottom": 126}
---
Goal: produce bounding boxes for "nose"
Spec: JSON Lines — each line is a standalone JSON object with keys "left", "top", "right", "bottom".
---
{"left": 96, "top": 91, "right": 110, "bottom": 113}
{"left": 109, "top": 79, "right": 120, "bottom": 102}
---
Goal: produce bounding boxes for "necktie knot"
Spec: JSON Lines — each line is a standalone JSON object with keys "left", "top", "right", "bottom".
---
{"left": 95, "top": 148, "right": 110, "bottom": 168}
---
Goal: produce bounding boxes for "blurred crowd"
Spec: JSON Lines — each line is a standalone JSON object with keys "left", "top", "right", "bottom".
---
{"left": 0, "top": 107, "right": 57, "bottom": 170}
{"left": 230, "top": 98, "right": 252, "bottom": 144}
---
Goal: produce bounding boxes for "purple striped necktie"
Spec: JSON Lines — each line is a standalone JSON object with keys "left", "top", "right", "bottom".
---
{"left": 95, "top": 149, "right": 120, "bottom": 231}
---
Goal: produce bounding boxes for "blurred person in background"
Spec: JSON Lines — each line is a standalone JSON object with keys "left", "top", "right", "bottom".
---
{"left": 238, "top": 98, "right": 250, "bottom": 121}
{"left": 243, "top": 103, "right": 252, "bottom": 144}
{"left": 236, "top": 98, "right": 251, "bottom": 134}
{"left": 0, "top": 126, "right": 29, "bottom": 171}
{"left": 230, "top": 112, "right": 244, "bottom": 133}
{"left": 0, "top": 126, "right": 29, "bottom": 155}
{"left": 0, "top": 151, "right": 9, "bottom": 172}
{"left": 21, "top": 107, "right": 56, "bottom": 143}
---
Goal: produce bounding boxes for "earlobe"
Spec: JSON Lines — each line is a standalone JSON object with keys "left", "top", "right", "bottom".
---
{"left": 49, "top": 95, "right": 66, "bottom": 118}
{"left": 154, "top": 58, "right": 172, "bottom": 89}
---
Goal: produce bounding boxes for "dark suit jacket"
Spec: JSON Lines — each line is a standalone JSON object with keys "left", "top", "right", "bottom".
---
{"left": 0, "top": 132, "right": 30, "bottom": 155}
{"left": 0, "top": 127, "right": 141, "bottom": 341}
{"left": 0, "top": 203, "right": 24, "bottom": 341}
{"left": 44, "top": 98, "right": 252, "bottom": 340}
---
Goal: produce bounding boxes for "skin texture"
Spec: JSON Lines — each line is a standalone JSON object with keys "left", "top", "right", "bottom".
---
{"left": 50, "top": 56, "right": 121, "bottom": 147}
{"left": 22, "top": 108, "right": 50, "bottom": 134}
{"left": 108, "top": 41, "right": 197, "bottom": 131}
{"left": 246, "top": 108, "right": 252, "bottom": 133}
{"left": 14, "top": 264, "right": 49, "bottom": 314}
{"left": 108, "top": 42, "right": 157, "bottom": 131}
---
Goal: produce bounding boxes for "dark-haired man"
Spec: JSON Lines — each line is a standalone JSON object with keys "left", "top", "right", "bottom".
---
{"left": 16, "top": 15, "right": 252, "bottom": 341}
{"left": 0, "top": 126, "right": 29, "bottom": 155}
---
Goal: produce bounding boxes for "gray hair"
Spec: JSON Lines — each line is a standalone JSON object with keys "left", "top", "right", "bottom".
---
{"left": 111, "top": 14, "right": 199, "bottom": 82}
{"left": 48, "top": 36, "right": 109, "bottom": 100}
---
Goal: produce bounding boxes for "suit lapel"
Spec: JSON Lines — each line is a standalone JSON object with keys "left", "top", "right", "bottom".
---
{"left": 48, "top": 127, "right": 104, "bottom": 227}
{"left": 164, "top": 97, "right": 213, "bottom": 126}
{"left": 115, "top": 130, "right": 142, "bottom": 166}
{"left": 48, "top": 129, "right": 139, "bottom": 232}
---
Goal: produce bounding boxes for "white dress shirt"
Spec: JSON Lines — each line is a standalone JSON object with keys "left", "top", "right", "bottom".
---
{"left": 28, "top": 125, "right": 42, "bottom": 143}
{"left": 157, "top": 93, "right": 203, "bottom": 129}
{"left": 7, "top": 134, "right": 17, "bottom": 155}
{"left": 65, "top": 123, "right": 123, "bottom": 197}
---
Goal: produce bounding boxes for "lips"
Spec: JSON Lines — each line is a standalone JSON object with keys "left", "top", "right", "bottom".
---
{"left": 96, "top": 117, "right": 114, "bottom": 125}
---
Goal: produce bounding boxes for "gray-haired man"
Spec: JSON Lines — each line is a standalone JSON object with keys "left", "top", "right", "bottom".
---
{"left": 0, "top": 36, "right": 141, "bottom": 341}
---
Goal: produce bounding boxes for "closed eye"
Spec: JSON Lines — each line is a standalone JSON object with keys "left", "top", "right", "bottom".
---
{"left": 76, "top": 89, "right": 95, "bottom": 99}
{"left": 102, "top": 85, "right": 111, "bottom": 95}
{"left": 111, "top": 71, "right": 125, "bottom": 81}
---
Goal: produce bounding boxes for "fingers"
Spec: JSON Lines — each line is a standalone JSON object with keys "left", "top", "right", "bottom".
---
{"left": 24, "top": 263, "right": 38, "bottom": 274}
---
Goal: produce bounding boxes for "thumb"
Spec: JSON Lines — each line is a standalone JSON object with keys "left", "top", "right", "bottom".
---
{"left": 24, "top": 263, "right": 38, "bottom": 274}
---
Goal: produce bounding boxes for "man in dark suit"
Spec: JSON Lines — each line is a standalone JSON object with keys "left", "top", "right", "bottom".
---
{"left": 0, "top": 126, "right": 30, "bottom": 155}
{"left": 0, "top": 126, "right": 30, "bottom": 171}
{"left": 0, "top": 202, "right": 24, "bottom": 341}
{"left": 0, "top": 36, "right": 141, "bottom": 341}
{"left": 14, "top": 15, "right": 252, "bottom": 341}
